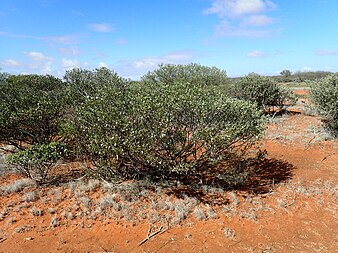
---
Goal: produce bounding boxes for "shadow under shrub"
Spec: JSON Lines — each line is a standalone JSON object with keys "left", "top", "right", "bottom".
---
{"left": 311, "top": 73, "right": 338, "bottom": 137}
{"left": 73, "top": 65, "right": 265, "bottom": 186}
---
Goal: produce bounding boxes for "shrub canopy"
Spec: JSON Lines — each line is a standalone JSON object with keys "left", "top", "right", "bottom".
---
{"left": 0, "top": 74, "right": 66, "bottom": 149}
{"left": 141, "top": 63, "right": 228, "bottom": 87}
{"left": 311, "top": 73, "right": 338, "bottom": 137}
{"left": 73, "top": 65, "right": 265, "bottom": 183}
{"left": 228, "top": 73, "right": 296, "bottom": 112}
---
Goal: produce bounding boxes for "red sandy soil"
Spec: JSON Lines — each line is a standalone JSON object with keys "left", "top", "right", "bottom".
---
{"left": 0, "top": 95, "right": 337, "bottom": 253}
{"left": 292, "top": 88, "right": 310, "bottom": 96}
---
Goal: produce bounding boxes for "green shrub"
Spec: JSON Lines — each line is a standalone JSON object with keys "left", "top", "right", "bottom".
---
{"left": 141, "top": 63, "right": 228, "bottom": 87}
{"left": 73, "top": 65, "right": 265, "bottom": 185}
{"left": 228, "top": 73, "right": 296, "bottom": 112}
{"left": 6, "top": 142, "right": 67, "bottom": 183}
{"left": 0, "top": 74, "right": 66, "bottom": 149}
{"left": 63, "top": 67, "right": 126, "bottom": 107}
{"left": 311, "top": 74, "right": 338, "bottom": 137}
{"left": 61, "top": 67, "right": 127, "bottom": 158}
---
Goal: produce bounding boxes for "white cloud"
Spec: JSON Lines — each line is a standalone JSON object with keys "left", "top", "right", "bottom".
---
{"left": 42, "top": 34, "right": 82, "bottom": 45}
{"left": 204, "top": 0, "right": 275, "bottom": 17}
{"left": 58, "top": 47, "right": 81, "bottom": 56}
{"left": 114, "top": 50, "right": 197, "bottom": 79}
{"left": 98, "top": 62, "right": 108, "bottom": 68}
{"left": 25, "top": 52, "right": 53, "bottom": 73}
{"left": 1, "top": 51, "right": 53, "bottom": 74}
{"left": 214, "top": 20, "right": 273, "bottom": 37}
{"left": 243, "top": 14, "right": 273, "bottom": 26}
{"left": 25, "top": 51, "right": 53, "bottom": 62}
{"left": 61, "top": 58, "right": 80, "bottom": 70}
{"left": 116, "top": 38, "right": 128, "bottom": 45}
{"left": 89, "top": 23, "right": 115, "bottom": 33}
{"left": 316, "top": 49, "right": 338, "bottom": 56}
{"left": 0, "top": 59, "right": 22, "bottom": 67}
{"left": 204, "top": 0, "right": 277, "bottom": 38}
{"left": 72, "top": 10, "right": 84, "bottom": 16}
{"left": 247, "top": 50, "right": 266, "bottom": 57}
{"left": 0, "top": 30, "right": 83, "bottom": 45}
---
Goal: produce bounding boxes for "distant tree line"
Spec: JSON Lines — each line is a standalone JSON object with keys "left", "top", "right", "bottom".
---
{"left": 229, "top": 70, "right": 335, "bottom": 83}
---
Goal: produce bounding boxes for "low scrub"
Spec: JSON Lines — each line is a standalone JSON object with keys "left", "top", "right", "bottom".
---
{"left": 228, "top": 73, "right": 296, "bottom": 112}
{"left": 6, "top": 142, "right": 67, "bottom": 184}
{"left": 311, "top": 74, "right": 338, "bottom": 137}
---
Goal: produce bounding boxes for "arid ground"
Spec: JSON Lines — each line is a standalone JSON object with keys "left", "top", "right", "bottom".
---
{"left": 0, "top": 90, "right": 337, "bottom": 253}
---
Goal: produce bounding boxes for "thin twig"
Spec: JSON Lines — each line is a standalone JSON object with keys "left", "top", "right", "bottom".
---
{"left": 0, "top": 237, "right": 7, "bottom": 243}
{"left": 321, "top": 153, "right": 336, "bottom": 162}
{"left": 139, "top": 225, "right": 165, "bottom": 246}
{"left": 304, "top": 136, "right": 316, "bottom": 150}
{"left": 287, "top": 192, "right": 297, "bottom": 207}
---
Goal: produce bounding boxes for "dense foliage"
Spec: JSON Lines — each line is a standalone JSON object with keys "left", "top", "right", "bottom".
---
{"left": 228, "top": 73, "right": 296, "bottom": 112}
{"left": 311, "top": 74, "right": 338, "bottom": 137}
{"left": 0, "top": 74, "right": 66, "bottom": 149}
{"left": 141, "top": 63, "right": 228, "bottom": 87}
{"left": 1, "top": 65, "right": 267, "bottom": 187}
{"left": 63, "top": 67, "right": 125, "bottom": 106}
{"left": 73, "top": 65, "right": 265, "bottom": 184}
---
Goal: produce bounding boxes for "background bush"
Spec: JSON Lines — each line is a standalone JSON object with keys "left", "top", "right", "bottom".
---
{"left": 0, "top": 74, "right": 66, "bottom": 149}
{"left": 311, "top": 73, "right": 338, "bottom": 137}
{"left": 73, "top": 65, "right": 265, "bottom": 185}
{"left": 228, "top": 73, "right": 296, "bottom": 112}
{"left": 141, "top": 63, "right": 228, "bottom": 87}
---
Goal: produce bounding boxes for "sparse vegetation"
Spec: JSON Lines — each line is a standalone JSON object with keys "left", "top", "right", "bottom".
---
{"left": 0, "top": 178, "right": 35, "bottom": 195}
{"left": 0, "top": 66, "right": 337, "bottom": 252}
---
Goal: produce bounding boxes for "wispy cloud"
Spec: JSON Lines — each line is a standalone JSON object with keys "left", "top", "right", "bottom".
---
{"left": 58, "top": 47, "right": 81, "bottom": 56}
{"left": 316, "top": 49, "right": 338, "bottom": 56}
{"left": 0, "top": 30, "right": 83, "bottom": 45}
{"left": 114, "top": 50, "right": 197, "bottom": 79}
{"left": 1, "top": 51, "right": 53, "bottom": 74}
{"left": 25, "top": 51, "right": 53, "bottom": 62}
{"left": 72, "top": 10, "right": 84, "bottom": 16}
{"left": 116, "top": 38, "right": 128, "bottom": 45}
{"left": 242, "top": 14, "right": 273, "bottom": 26}
{"left": 247, "top": 50, "right": 266, "bottom": 57}
{"left": 203, "top": 0, "right": 277, "bottom": 38}
{"left": 214, "top": 19, "right": 275, "bottom": 37}
{"left": 61, "top": 58, "right": 80, "bottom": 70}
{"left": 89, "top": 23, "right": 115, "bottom": 33}
{"left": 0, "top": 59, "right": 22, "bottom": 67}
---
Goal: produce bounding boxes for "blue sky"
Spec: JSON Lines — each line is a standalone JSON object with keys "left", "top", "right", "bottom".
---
{"left": 1, "top": 0, "right": 338, "bottom": 79}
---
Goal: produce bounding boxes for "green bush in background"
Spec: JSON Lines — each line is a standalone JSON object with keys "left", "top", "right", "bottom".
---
{"left": 141, "top": 63, "right": 228, "bottom": 87}
{"left": 311, "top": 74, "right": 338, "bottom": 137}
{"left": 228, "top": 73, "right": 296, "bottom": 112}
{"left": 0, "top": 74, "right": 66, "bottom": 149}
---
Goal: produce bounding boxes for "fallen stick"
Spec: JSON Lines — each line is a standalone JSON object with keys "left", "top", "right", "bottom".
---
{"left": 139, "top": 225, "right": 164, "bottom": 246}
{"left": 0, "top": 237, "right": 7, "bottom": 243}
